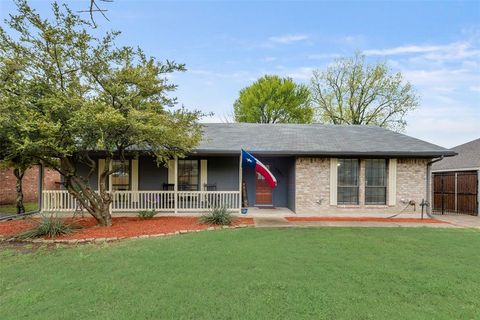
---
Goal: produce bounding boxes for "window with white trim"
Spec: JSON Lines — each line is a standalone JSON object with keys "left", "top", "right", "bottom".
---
{"left": 365, "top": 159, "right": 387, "bottom": 205}
{"left": 337, "top": 159, "right": 359, "bottom": 205}
{"left": 178, "top": 160, "right": 199, "bottom": 191}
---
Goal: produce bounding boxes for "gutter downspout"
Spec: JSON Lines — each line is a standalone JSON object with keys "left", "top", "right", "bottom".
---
{"left": 426, "top": 156, "right": 444, "bottom": 216}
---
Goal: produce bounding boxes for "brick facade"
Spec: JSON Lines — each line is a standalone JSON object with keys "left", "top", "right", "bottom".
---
{"left": 295, "top": 157, "right": 430, "bottom": 215}
{"left": 0, "top": 166, "right": 60, "bottom": 205}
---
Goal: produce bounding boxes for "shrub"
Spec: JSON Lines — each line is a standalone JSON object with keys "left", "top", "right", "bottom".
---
{"left": 199, "top": 207, "right": 236, "bottom": 226}
{"left": 138, "top": 210, "right": 157, "bottom": 219}
{"left": 15, "top": 214, "right": 78, "bottom": 239}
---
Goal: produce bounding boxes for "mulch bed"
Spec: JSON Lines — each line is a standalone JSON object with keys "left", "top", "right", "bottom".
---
{"left": 0, "top": 216, "right": 254, "bottom": 240}
{"left": 286, "top": 217, "right": 448, "bottom": 224}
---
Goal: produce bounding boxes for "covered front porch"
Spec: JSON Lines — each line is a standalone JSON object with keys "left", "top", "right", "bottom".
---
{"left": 42, "top": 155, "right": 241, "bottom": 213}
{"left": 40, "top": 154, "right": 296, "bottom": 214}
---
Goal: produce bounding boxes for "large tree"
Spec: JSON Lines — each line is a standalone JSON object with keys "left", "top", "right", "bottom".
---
{"left": 233, "top": 75, "right": 313, "bottom": 123}
{"left": 0, "top": 1, "right": 202, "bottom": 226}
{"left": 310, "top": 52, "right": 418, "bottom": 132}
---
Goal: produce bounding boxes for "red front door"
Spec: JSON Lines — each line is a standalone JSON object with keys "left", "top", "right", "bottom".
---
{"left": 255, "top": 164, "right": 273, "bottom": 206}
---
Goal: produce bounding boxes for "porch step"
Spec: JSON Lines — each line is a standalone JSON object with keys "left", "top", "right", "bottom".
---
{"left": 254, "top": 217, "right": 292, "bottom": 228}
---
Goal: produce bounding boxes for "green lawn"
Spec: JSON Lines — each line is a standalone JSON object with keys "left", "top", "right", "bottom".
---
{"left": 1, "top": 228, "right": 479, "bottom": 319}
{"left": 0, "top": 201, "right": 38, "bottom": 215}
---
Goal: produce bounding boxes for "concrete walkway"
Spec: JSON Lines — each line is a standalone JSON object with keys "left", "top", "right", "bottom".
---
{"left": 254, "top": 217, "right": 292, "bottom": 228}
{"left": 434, "top": 214, "right": 480, "bottom": 229}
{"left": 253, "top": 216, "right": 474, "bottom": 228}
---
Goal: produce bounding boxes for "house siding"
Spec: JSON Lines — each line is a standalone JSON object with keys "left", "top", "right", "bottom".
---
{"left": 295, "top": 157, "right": 429, "bottom": 214}
{"left": 287, "top": 157, "right": 296, "bottom": 211}
{"left": 207, "top": 156, "right": 239, "bottom": 191}
{"left": 138, "top": 157, "right": 168, "bottom": 190}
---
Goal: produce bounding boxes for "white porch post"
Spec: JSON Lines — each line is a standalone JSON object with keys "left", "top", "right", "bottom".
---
{"left": 174, "top": 156, "right": 178, "bottom": 214}
{"left": 238, "top": 151, "right": 242, "bottom": 213}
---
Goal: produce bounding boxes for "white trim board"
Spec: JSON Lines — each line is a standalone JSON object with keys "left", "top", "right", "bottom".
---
{"left": 329, "top": 158, "right": 338, "bottom": 206}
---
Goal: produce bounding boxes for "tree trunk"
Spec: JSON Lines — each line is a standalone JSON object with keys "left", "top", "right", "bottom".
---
{"left": 13, "top": 168, "right": 25, "bottom": 215}
{"left": 60, "top": 157, "right": 113, "bottom": 227}
{"left": 65, "top": 180, "right": 113, "bottom": 227}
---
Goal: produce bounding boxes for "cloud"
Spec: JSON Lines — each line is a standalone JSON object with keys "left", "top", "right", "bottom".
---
{"left": 337, "top": 35, "right": 366, "bottom": 46}
{"left": 406, "top": 103, "right": 480, "bottom": 148}
{"left": 365, "top": 41, "right": 480, "bottom": 63}
{"left": 268, "top": 34, "right": 310, "bottom": 44}
{"left": 286, "top": 67, "right": 315, "bottom": 81}
{"left": 189, "top": 69, "right": 256, "bottom": 81}
{"left": 402, "top": 68, "right": 478, "bottom": 85}
{"left": 470, "top": 85, "right": 480, "bottom": 92}
{"left": 365, "top": 44, "right": 446, "bottom": 56}
{"left": 307, "top": 53, "right": 341, "bottom": 60}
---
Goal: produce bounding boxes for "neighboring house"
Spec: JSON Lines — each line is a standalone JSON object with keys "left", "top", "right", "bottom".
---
{"left": 0, "top": 166, "right": 60, "bottom": 205}
{"left": 42, "top": 123, "right": 455, "bottom": 215}
{"left": 431, "top": 138, "right": 480, "bottom": 216}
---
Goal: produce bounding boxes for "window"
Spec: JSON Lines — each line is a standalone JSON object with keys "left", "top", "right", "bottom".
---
{"left": 365, "top": 159, "right": 387, "bottom": 205}
{"left": 111, "top": 160, "right": 130, "bottom": 191}
{"left": 178, "top": 160, "right": 199, "bottom": 191}
{"left": 337, "top": 159, "right": 359, "bottom": 205}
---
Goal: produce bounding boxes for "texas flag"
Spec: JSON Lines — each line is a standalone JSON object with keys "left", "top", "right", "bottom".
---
{"left": 241, "top": 149, "right": 277, "bottom": 188}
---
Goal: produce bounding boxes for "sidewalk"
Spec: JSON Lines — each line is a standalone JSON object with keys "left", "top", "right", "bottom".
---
{"left": 254, "top": 216, "right": 465, "bottom": 228}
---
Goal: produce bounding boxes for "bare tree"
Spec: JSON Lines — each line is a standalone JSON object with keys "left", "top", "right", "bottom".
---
{"left": 310, "top": 52, "right": 418, "bottom": 132}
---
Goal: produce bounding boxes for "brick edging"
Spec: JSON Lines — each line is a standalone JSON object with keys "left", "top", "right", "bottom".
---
{"left": 0, "top": 224, "right": 252, "bottom": 244}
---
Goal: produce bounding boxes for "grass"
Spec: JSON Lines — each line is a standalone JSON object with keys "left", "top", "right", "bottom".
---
{"left": 1, "top": 228, "right": 479, "bottom": 319}
{"left": 0, "top": 201, "right": 38, "bottom": 215}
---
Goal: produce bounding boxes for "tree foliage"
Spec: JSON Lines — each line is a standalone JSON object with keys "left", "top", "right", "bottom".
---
{"left": 310, "top": 52, "right": 418, "bottom": 132}
{"left": 0, "top": 1, "right": 202, "bottom": 225}
{"left": 234, "top": 75, "right": 313, "bottom": 124}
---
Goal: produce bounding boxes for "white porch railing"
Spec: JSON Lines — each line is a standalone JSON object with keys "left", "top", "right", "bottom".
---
{"left": 111, "top": 191, "right": 176, "bottom": 212}
{"left": 42, "top": 190, "right": 241, "bottom": 213}
{"left": 42, "top": 190, "right": 80, "bottom": 212}
{"left": 176, "top": 191, "right": 240, "bottom": 211}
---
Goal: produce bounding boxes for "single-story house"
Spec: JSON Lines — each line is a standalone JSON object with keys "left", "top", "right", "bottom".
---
{"left": 431, "top": 138, "right": 479, "bottom": 216}
{"left": 41, "top": 123, "right": 456, "bottom": 215}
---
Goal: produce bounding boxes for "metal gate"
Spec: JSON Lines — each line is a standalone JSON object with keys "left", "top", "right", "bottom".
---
{"left": 433, "top": 171, "right": 478, "bottom": 215}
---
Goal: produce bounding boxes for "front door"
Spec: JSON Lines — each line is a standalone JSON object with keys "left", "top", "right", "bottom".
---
{"left": 255, "top": 164, "right": 273, "bottom": 206}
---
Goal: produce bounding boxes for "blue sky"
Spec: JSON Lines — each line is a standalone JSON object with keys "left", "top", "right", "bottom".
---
{"left": 1, "top": 0, "right": 479, "bottom": 147}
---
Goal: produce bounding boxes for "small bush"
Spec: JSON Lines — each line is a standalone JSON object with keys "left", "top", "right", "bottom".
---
{"left": 15, "top": 214, "right": 78, "bottom": 239}
{"left": 138, "top": 210, "right": 157, "bottom": 219}
{"left": 200, "top": 207, "right": 236, "bottom": 225}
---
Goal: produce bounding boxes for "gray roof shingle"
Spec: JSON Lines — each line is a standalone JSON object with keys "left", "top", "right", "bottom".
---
{"left": 432, "top": 138, "right": 480, "bottom": 171}
{"left": 194, "top": 123, "right": 455, "bottom": 157}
